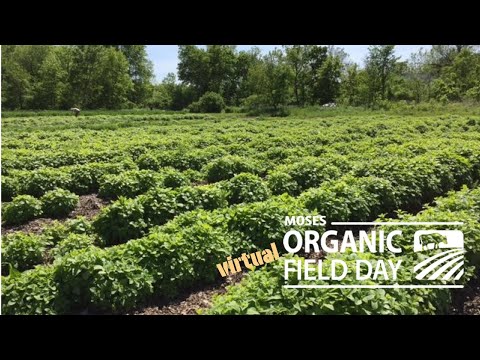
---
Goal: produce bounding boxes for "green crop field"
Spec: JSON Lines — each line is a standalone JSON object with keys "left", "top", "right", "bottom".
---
{"left": 2, "top": 110, "right": 480, "bottom": 315}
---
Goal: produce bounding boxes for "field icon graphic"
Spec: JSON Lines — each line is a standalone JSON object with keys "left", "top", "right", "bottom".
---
{"left": 413, "top": 230, "right": 464, "bottom": 281}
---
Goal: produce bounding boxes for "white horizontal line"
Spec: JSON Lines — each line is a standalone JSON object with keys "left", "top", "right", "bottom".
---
{"left": 330, "top": 222, "right": 464, "bottom": 226}
{"left": 283, "top": 285, "right": 464, "bottom": 289}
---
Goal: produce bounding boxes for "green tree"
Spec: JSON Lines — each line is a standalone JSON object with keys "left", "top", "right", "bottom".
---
{"left": 31, "top": 48, "right": 67, "bottom": 109}
{"left": 284, "top": 45, "right": 309, "bottom": 106}
{"left": 178, "top": 45, "right": 211, "bottom": 96}
{"left": 112, "top": 45, "right": 154, "bottom": 106}
{"left": 405, "top": 49, "right": 432, "bottom": 103}
{"left": 233, "top": 47, "right": 262, "bottom": 105}
{"left": 341, "top": 63, "right": 361, "bottom": 106}
{"left": 431, "top": 48, "right": 480, "bottom": 102}
{"left": 1, "top": 46, "right": 32, "bottom": 109}
{"left": 245, "top": 49, "right": 292, "bottom": 110}
{"left": 177, "top": 45, "right": 238, "bottom": 103}
{"left": 304, "top": 45, "right": 329, "bottom": 104}
{"left": 365, "top": 45, "right": 399, "bottom": 105}
{"left": 95, "top": 47, "right": 134, "bottom": 109}
{"left": 63, "top": 46, "right": 132, "bottom": 109}
{"left": 206, "top": 45, "right": 237, "bottom": 101}
{"left": 316, "top": 55, "right": 342, "bottom": 104}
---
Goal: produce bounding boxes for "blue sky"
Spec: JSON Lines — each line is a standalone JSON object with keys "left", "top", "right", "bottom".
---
{"left": 147, "top": 45, "right": 431, "bottom": 82}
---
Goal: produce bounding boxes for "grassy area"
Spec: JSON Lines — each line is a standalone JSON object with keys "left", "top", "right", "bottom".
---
{"left": 3, "top": 102, "right": 480, "bottom": 119}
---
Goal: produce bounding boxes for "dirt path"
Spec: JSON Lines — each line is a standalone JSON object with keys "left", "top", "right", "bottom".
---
{"left": 131, "top": 272, "right": 244, "bottom": 315}
{"left": 1, "top": 194, "right": 108, "bottom": 235}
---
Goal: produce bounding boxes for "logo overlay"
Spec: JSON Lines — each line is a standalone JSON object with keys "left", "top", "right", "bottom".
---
{"left": 413, "top": 230, "right": 464, "bottom": 281}
{"left": 215, "top": 215, "right": 465, "bottom": 289}
{"left": 282, "top": 217, "right": 464, "bottom": 289}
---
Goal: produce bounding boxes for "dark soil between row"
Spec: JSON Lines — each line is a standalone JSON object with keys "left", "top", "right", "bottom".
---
{"left": 1, "top": 194, "right": 109, "bottom": 235}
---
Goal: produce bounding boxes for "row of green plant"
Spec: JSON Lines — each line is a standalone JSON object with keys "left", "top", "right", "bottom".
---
{"left": 206, "top": 186, "right": 480, "bottom": 314}
{"left": 2, "top": 156, "right": 478, "bottom": 314}
{"left": 2, "top": 217, "right": 94, "bottom": 273}
{"left": 2, "top": 189, "right": 79, "bottom": 225}
{"left": 3, "top": 138, "right": 479, "bottom": 273}
{"left": 4, "top": 132, "right": 479, "bottom": 204}
{"left": 3, "top": 113, "right": 478, "bottom": 176}
{"left": 2, "top": 164, "right": 202, "bottom": 202}
{"left": 1, "top": 173, "right": 267, "bottom": 274}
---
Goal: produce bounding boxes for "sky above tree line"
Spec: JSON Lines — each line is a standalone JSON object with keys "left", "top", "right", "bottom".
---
{"left": 147, "top": 45, "right": 431, "bottom": 82}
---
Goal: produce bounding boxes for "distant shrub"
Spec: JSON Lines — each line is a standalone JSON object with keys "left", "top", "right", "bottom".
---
{"left": 270, "top": 107, "right": 291, "bottom": 117}
{"left": 242, "top": 95, "right": 290, "bottom": 117}
{"left": 242, "top": 94, "right": 264, "bottom": 114}
{"left": 41, "top": 189, "right": 79, "bottom": 218}
{"left": 189, "top": 92, "right": 225, "bottom": 113}
{"left": 225, "top": 106, "right": 243, "bottom": 113}
{"left": 2, "top": 195, "right": 43, "bottom": 225}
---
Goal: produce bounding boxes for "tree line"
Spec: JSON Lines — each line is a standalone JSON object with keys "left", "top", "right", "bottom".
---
{"left": 1, "top": 45, "right": 153, "bottom": 110}
{"left": 2, "top": 45, "right": 479, "bottom": 111}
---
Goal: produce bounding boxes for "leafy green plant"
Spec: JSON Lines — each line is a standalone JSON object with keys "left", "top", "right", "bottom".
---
{"left": 1, "top": 266, "right": 62, "bottom": 315}
{"left": 98, "top": 170, "right": 162, "bottom": 199}
{"left": 2, "top": 233, "right": 48, "bottom": 272}
{"left": 204, "top": 156, "right": 258, "bottom": 183}
{"left": 41, "top": 217, "right": 92, "bottom": 246}
{"left": 188, "top": 92, "right": 225, "bottom": 113}
{"left": 2, "top": 195, "right": 43, "bottom": 225}
{"left": 227, "top": 194, "right": 309, "bottom": 252}
{"left": 208, "top": 187, "right": 480, "bottom": 315}
{"left": 206, "top": 255, "right": 435, "bottom": 315}
{"left": 66, "top": 164, "right": 98, "bottom": 194}
{"left": 223, "top": 173, "right": 271, "bottom": 205}
{"left": 41, "top": 189, "right": 79, "bottom": 218}
{"left": 140, "top": 187, "right": 179, "bottom": 226}
{"left": 54, "top": 247, "right": 106, "bottom": 311}
{"left": 137, "top": 153, "right": 160, "bottom": 170}
{"left": 285, "top": 158, "right": 342, "bottom": 191}
{"left": 18, "top": 168, "right": 72, "bottom": 197}
{"left": 51, "top": 234, "right": 95, "bottom": 259}
{"left": 92, "top": 197, "right": 147, "bottom": 245}
{"left": 266, "top": 171, "right": 299, "bottom": 196}
{"left": 195, "top": 185, "right": 228, "bottom": 210}
{"left": 89, "top": 258, "right": 154, "bottom": 312}
{"left": 300, "top": 179, "right": 374, "bottom": 222}
{"left": 162, "top": 168, "right": 190, "bottom": 188}
{"left": 1, "top": 176, "right": 18, "bottom": 202}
